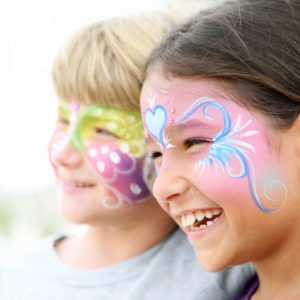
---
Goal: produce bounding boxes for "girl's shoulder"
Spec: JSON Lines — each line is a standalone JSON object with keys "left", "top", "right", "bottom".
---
{"left": 234, "top": 274, "right": 259, "bottom": 300}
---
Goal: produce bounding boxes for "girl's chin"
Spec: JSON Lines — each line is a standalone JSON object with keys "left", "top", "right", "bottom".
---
{"left": 195, "top": 252, "right": 229, "bottom": 273}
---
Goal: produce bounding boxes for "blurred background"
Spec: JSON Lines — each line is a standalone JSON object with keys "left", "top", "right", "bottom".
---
{"left": 0, "top": 0, "right": 221, "bottom": 261}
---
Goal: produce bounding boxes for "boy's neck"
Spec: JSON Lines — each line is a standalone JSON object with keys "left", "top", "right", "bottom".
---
{"left": 55, "top": 215, "right": 176, "bottom": 269}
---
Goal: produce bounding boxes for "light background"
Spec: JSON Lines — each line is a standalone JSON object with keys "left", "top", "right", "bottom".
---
{"left": 0, "top": 0, "right": 169, "bottom": 195}
{"left": 0, "top": 0, "right": 220, "bottom": 260}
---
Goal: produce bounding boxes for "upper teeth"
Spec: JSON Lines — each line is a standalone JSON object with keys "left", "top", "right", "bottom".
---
{"left": 196, "top": 211, "right": 204, "bottom": 221}
{"left": 181, "top": 209, "right": 222, "bottom": 228}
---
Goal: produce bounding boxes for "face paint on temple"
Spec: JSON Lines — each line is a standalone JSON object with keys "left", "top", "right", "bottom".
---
{"left": 49, "top": 101, "right": 153, "bottom": 209}
{"left": 49, "top": 100, "right": 72, "bottom": 158}
{"left": 141, "top": 76, "right": 287, "bottom": 214}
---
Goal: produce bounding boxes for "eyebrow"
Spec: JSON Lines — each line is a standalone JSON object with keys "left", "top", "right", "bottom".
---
{"left": 145, "top": 137, "right": 155, "bottom": 146}
{"left": 175, "top": 119, "right": 219, "bottom": 131}
{"left": 145, "top": 118, "right": 219, "bottom": 146}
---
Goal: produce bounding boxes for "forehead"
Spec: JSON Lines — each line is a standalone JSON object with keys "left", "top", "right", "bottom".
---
{"left": 140, "top": 74, "right": 272, "bottom": 147}
{"left": 141, "top": 74, "right": 232, "bottom": 109}
{"left": 141, "top": 75, "right": 247, "bottom": 122}
{"left": 60, "top": 101, "right": 140, "bottom": 120}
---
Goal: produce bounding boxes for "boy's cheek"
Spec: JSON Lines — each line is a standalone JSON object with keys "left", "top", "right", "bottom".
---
{"left": 85, "top": 142, "right": 133, "bottom": 178}
{"left": 48, "top": 130, "right": 60, "bottom": 177}
{"left": 48, "top": 128, "right": 70, "bottom": 177}
{"left": 85, "top": 141, "right": 151, "bottom": 203}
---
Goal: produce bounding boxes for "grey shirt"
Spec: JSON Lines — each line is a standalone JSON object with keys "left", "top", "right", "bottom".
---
{"left": 2, "top": 228, "right": 254, "bottom": 300}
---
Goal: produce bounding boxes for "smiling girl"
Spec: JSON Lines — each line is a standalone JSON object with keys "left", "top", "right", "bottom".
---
{"left": 141, "top": 0, "right": 300, "bottom": 299}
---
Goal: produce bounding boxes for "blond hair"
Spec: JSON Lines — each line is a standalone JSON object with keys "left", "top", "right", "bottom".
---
{"left": 52, "top": 12, "right": 176, "bottom": 111}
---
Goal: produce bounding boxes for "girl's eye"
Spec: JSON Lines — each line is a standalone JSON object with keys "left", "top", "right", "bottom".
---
{"left": 150, "top": 151, "right": 162, "bottom": 160}
{"left": 184, "top": 138, "right": 210, "bottom": 149}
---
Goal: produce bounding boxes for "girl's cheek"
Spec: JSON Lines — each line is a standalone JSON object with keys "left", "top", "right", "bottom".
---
{"left": 189, "top": 164, "right": 254, "bottom": 209}
{"left": 188, "top": 143, "right": 211, "bottom": 161}
{"left": 189, "top": 142, "right": 286, "bottom": 211}
{"left": 188, "top": 142, "right": 257, "bottom": 207}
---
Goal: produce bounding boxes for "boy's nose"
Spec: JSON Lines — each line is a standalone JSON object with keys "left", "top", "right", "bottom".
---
{"left": 51, "top": 138, "right": 83, "bottom": 168}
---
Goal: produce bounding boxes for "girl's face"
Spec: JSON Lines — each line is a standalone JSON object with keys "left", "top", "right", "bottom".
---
{"left": 49, "top": 101, "right": 156, "bottom": 225}
{"left": 140, "top": 74, "right": 300, "bottom": 271}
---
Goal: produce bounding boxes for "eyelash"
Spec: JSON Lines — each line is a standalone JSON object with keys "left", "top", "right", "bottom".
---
{"left": 94, "top": 127, "right": 119, "bottom": 139}
{"left": 150, "top": 139, "right": 210, "bottom": 160}
{"left": 57, "top": 117, "right": 69, "bottom": 125}
{"left": 150, "top": 152, "right": 162, "bottom": 160}
{"left": 184, "top": 138, "right": 210, "bottom": 149}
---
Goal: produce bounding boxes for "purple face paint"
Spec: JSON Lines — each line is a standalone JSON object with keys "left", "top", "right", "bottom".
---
{"left": 49, "top": 102, "right": 154, "bottom": 209}
{"left": 86, "top": 142, "right": 152, "bottom": 208}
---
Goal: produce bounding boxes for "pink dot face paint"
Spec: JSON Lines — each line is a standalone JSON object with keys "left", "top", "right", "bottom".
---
{"left": 48, "top": 102, "right": 72, "bottom": 176}
{"left": 141, "top": 75, "right": 287, "bottom": 214}
{"left": 86, "top": 142, "right": 152, "bottom": 207}
{"left": 49, "top": 101, "right": 152, "bottom": 209}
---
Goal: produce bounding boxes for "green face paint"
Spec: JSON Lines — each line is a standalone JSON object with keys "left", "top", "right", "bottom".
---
{"left": 57, "top": 100, "right": 70, "bottom": 122}
{"left": 49, "top": 101, "right": 153, "bottom": 208}
{"left": 63, "top": 102, "right": 146, "bottom": 158}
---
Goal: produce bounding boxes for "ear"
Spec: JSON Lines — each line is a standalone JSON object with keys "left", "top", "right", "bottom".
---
{"left": 286, "top": 113, "right": 300, "bottom": 156}
{"left": 290, "top": 113, "right": 300, "bottom": 132}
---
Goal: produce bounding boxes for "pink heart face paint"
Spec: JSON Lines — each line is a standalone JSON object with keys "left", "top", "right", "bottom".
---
{"left": 49, "top": 101, "right": 153, "bottom": 209}
{"left": 141, "top": 76, "right": 287, "bottom": 214}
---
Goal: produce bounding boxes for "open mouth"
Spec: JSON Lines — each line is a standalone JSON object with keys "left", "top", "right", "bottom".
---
{"left": 181, "top": 209, "right": 222, "bottom": 230}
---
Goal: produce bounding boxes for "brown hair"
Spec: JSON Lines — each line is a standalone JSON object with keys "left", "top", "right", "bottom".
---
{"left": 52, "top": 12, "right": 176, "bottom": 111}
{"left": 146, "top": 0, "right": 300, "bottom": 128}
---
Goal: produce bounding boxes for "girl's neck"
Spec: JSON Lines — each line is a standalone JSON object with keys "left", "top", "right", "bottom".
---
{"left": 252, "top": 229, "right": 300, "bottom": 300}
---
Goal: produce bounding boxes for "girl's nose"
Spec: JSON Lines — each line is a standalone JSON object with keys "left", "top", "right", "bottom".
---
{"left": 153, "top": 160, "right": 190, "bottom": 204}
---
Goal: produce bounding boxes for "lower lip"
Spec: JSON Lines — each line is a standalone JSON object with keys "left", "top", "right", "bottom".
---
{"left": 61, "top": 182, "right": 95, "bottom": 193}
{"left": 186, "top": 213, "right": 223, "bottom": 240}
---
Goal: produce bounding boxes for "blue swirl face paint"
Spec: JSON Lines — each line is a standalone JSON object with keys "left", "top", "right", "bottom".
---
{"left": 178, "top": 97, "right": 287, "bottom": 213}
{"left": 141, "top": 77, "right": 287, "bottom": 213}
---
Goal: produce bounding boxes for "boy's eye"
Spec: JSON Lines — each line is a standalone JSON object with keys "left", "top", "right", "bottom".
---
{"left": 57, "top": 117, "right": 69, "bottom": 126}
{"left": 94, "top": 127, "right": 119, "bottom": 139}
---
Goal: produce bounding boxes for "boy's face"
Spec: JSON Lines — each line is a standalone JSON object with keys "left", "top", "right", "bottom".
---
{"left": 49, "top": 101, "right": 155, "bottom": 224}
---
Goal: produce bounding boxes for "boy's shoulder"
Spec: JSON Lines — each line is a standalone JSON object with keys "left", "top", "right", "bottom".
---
{"left": 4, "top": 233, "right": 64, "bottom": 276}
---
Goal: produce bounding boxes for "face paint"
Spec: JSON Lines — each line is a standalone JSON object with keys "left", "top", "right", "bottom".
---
{"left": 86, "top": 142, "right": 152, "bottom": 208}
{"left": 49, "top": 101, "right": 154, "bottom": 209}
{"left": 48, "top": 101, "right": 72, "bottom": 174}
{"left": 141, "top": 77, "right": 287, "bottom": 213}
